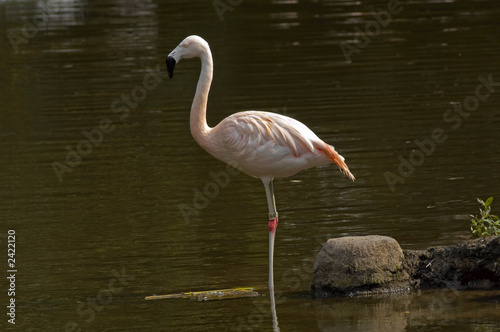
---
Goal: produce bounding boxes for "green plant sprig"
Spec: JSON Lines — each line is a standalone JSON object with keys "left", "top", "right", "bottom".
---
{"left": 470, "top": 197, "right": 500, "bottom": 238}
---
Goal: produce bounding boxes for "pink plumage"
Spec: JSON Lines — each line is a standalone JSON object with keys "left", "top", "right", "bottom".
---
{"left": 211, "top": 110, "right": 355, "bottom": 180}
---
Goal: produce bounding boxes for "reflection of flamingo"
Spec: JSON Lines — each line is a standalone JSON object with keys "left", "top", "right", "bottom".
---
{"left": 166, "top": 34, "right": 355, "bottom": 294}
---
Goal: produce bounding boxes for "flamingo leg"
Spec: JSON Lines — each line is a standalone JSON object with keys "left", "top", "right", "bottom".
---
{"left": 262, "top": 177, "right": 280, "bottom": 331}
{"left": 262, "top": 177, "right": 278, "bottom": 290}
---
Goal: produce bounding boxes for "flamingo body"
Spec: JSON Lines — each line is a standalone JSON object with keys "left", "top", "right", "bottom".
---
{"left": 208, "top": 110, "right": 353, "bottom": 180}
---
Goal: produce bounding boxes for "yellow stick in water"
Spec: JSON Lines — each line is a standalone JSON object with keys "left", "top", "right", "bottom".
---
{"left": 145, "top": 286, "right": 264, "bottom": 301}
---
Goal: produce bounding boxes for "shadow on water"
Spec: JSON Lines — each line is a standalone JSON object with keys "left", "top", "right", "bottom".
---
{"left": 0, "top": 0, "right": 499, "bottom": 331}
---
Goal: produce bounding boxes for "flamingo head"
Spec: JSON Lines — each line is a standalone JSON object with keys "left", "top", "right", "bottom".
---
{"left": 166, "top": 35, "right": 210, "bottom": 79}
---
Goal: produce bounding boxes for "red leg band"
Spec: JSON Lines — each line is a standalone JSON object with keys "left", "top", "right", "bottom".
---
{"left": 268, "top": 218, "right": 279, "bottom": 232}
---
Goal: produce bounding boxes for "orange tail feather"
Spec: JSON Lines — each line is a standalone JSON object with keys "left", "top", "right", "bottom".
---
{"left": 318, "top": 145, "right": 355, "bottom": 181}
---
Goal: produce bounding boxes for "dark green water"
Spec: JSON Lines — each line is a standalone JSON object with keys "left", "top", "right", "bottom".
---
{"left": 1, "top": 0, "right": 499, "bottom": 331}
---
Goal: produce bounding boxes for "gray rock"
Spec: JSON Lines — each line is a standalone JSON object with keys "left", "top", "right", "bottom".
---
{"left": 311, "top": 235, "right": 500, "bottom": 297}
{"left": 312, "top": 235, "right": 410, "bottom": 297}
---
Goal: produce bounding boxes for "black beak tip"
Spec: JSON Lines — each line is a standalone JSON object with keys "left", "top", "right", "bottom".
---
{"left": 166, "top": 56, "right": 176, "bottom": 79}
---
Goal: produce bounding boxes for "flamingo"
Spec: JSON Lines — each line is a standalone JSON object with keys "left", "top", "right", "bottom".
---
{"left": 166, "top": 35, "right": 355, "bottom": 296}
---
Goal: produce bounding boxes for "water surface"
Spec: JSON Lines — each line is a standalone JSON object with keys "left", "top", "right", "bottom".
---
{"left": 1, "top": 0, "right": 499, "bottom": 331}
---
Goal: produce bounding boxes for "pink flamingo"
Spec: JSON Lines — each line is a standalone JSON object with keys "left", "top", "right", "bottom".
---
{"left": 166, "top": 35, "right": 355, "bottom": 294}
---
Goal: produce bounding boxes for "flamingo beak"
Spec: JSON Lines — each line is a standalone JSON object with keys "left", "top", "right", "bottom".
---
{"left": 166, "top": 56, "right": 176, "bottom": 79}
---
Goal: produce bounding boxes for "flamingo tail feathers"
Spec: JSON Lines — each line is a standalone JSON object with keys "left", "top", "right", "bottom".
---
{"left": 319, "top": 144, "right": 355, "bottom": 181}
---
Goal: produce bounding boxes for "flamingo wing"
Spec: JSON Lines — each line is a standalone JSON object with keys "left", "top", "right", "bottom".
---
{"left": 213, "top": 111, "right": 329, "bottom": 178}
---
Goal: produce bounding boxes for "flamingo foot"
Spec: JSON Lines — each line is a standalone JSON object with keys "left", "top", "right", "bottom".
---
{"left": 268, "top": 218, "right": 279, "bottom": 233}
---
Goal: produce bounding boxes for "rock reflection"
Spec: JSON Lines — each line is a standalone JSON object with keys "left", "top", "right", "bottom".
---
{"left": 313, "top": 289, "right": 500, "bottom": 331}
{"left": 314, "top": 293, "right": 411, "bottom": 331}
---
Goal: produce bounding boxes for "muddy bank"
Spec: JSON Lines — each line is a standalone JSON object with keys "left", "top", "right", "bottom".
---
{"left": 312, "top": 235, "right": 500, "bottom": 297}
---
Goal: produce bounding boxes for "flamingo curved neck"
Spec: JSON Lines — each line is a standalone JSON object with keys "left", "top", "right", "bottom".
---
{"left": 190, "top": 51, "right": 213, "bottom": 148}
